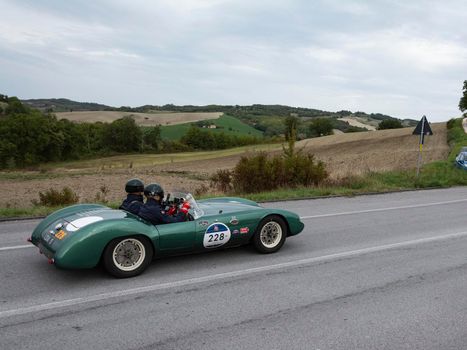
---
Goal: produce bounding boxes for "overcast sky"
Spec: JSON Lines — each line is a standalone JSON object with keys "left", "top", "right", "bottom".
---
{"left": 1, "top": 0, "right": 466, "bottom": 121}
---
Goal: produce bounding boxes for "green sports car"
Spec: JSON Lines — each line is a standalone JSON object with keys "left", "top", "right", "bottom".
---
{"left": 29, "top": 193, "right": 304, "bottom": 278}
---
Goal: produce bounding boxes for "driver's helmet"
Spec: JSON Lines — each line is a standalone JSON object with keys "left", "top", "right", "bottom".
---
{"left": 144, "top": 183, "right": 164, "bottom": 198}
{"left": 125, "top": 178, "right": 144, "bottom": 193}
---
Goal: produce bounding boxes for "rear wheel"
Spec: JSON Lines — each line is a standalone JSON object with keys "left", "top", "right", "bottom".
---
{"left": 103, "top": 236, "right": 153, "bottom": 278}
{"left": 253, "top": 215, "right": 287, "bottom": 253}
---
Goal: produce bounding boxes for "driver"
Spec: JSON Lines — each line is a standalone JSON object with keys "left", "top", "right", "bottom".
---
{"left": 138, "top": 183, "right": 189, "bottom": 225}
{"left": 119, "top": 178, "right": 145, "bottom": 214}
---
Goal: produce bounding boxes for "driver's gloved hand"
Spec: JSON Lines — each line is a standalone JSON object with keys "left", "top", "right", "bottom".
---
{"left": 167, "top": 206, "right": 177, "bottom": 216}
{"left": 180, "top": 201, "right": 191, "bottom": 215}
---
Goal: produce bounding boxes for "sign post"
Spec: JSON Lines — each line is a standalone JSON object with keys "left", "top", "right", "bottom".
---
{"left": 412, "top": 115, "right": 433, "bottom": 177}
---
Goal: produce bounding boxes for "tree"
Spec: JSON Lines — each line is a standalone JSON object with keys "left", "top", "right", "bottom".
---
{"left": 284, "top": 116, "right": 299, "bottom": 157}
{"left": 377, "top": 119, "right": 403, "bottom": 130}
{"left": 459, "top": 80, "right": 467, "bottom": 115}
{"left": 5, "top": 97, "right": 28, "bottom": 115}
{"left": 309, "top": 118, "right": 334, "bottom": 137}
{"left": 102, "top": 116, "right": 142, "bottom": 152}
{"left": 143, "top": 126, "right": 161, "bottom": 151}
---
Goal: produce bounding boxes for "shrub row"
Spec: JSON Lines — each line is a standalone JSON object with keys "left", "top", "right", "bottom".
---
{"left": 211, "top": 151, "right": 328, "bottom": 193}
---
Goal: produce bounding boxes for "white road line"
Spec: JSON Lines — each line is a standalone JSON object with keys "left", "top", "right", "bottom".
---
{"left": 1, "top": 230, "right": 467, "bottom": 319}
{"left": 0, "top": 245, "right": 33, "bottom": 251}
{"left": 300, "top": 198, "right": 467, "bottom": 219}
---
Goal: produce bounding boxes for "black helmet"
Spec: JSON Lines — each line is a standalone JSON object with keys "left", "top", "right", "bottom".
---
{"left": 125, "top": 178, "right": 144, "bottom": 193}
{"left": 144, "top": 183, "right": 164, "bottom": 198}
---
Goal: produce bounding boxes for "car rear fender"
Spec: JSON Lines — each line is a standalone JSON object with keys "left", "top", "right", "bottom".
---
{"left": 31, "top": 204, "right": 107, "bottom": 244}
{"left": 54, "top": 218, "right": 158, "bottom": 269}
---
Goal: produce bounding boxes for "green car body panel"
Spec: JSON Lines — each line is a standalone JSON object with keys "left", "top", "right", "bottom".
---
{"left": 30, "top": 197, "right": 305, "bottom": 270}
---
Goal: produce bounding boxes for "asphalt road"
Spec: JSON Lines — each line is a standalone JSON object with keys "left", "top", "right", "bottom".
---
{"left": 1, "top": 187, "right": 467, "bottom": 349}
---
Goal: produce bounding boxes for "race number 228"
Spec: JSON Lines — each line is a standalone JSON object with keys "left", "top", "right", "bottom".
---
{"left": 207, "top": 233, "right": 225, "bottom": 242}
{"left": 204, "top": 223, "right": 231, "bottom": 248}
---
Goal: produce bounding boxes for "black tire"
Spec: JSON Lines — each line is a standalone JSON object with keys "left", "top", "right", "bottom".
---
{"left": 103, "top": 236, "right": 153, "bottom": 278}
{"left": 252, "top": 215, "right": 287, "bottom": 254}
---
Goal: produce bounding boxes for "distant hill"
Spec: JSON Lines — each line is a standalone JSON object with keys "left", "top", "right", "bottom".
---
{"left": 21, "top": 98, "right": 414, "bottom": 122}
{"left": 22, "top": 98, "right": 112, "bottom": 112}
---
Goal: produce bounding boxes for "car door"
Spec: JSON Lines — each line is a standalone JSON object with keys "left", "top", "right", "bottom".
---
{"left": 155, "top": 221, "right": 196, "bottom": 253}
{"left": 194, "top": 213, "right": 251, "bottom": 251}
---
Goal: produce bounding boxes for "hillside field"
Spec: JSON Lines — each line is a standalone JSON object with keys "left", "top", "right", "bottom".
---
{"left": 160, "top": 114, "right": 263, "bottom": 140}
{"left": 338, "top": 117, "right": 377, "bottom": 131}
{"left": 0, "top": 123, "right": 450, "bottom": 209}
{"left": 55, "top": 111, "right": 222, "bottom": 126}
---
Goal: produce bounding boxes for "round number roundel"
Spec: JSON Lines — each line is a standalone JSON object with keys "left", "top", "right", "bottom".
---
{"left": 203, "top": 223, "right": 231, "bottom": 248}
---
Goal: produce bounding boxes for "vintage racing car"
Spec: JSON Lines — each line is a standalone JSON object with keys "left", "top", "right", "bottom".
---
{"left": 29, "top": 193, "right": 304, "bottom": 278}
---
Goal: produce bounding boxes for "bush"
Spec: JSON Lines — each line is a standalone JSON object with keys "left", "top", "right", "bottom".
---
{"left": 377, "top": 119, "right": 403, "bottom": 130}
{"left": 308, "top": 118, "right": 334, "bottom": 137}
{"left": 34, "top": 187, "right": 79, "bottom": 207}
{"left": 160, "top": 139, "right": 192, "bottom": 153}
{"left": 446, "top": 118, "right": 467, "bottom": 158}
{"left": 210, "top": 169, "right": 233, "bottom": 192}
{"left": 213, "top": 151, "right": 328, "bottom": 194}
{"left": 194, "top": 183, "right": 209, "bottom": 197}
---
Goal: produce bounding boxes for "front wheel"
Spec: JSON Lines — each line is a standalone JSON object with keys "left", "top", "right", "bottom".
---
{"left": 103, "top": 236, "right": 153, "bottom": 278}
{"left": 253, "top": 215, "right": 287, "bottom": 254}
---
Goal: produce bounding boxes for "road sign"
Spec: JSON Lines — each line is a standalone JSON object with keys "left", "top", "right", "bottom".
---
{"left": 413, "top": 115, "right": 433, "bottom": 136}
{"left": 413, "top": 115, "right": 433, "bottom": 176}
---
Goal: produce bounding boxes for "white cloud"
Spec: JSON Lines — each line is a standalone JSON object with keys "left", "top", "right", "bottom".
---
{"left": 336, "top": 28, "right": 467, "bottom": 72}
{"left": 0, "top": 0, "right": 466, "bottom": 121}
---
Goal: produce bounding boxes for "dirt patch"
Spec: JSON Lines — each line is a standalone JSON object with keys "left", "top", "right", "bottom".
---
{"left": 1, "top": 171, "right": 208, "bottom": 209}
{"left": 0, "top": 124, "right": 448, "bottom": 208}
{"left": 55, "top": 111, "right": 222, "bottom": 126}
{"left": 338, "top": 117, "right": 377, "bottom": 131}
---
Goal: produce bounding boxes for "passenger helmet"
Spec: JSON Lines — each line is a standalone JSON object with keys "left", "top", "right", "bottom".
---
{"left": 144, "top": 183, "right": 164, "bottom": 198}
{"left": 125, "top": 178, "right": 144, "bottom": 193}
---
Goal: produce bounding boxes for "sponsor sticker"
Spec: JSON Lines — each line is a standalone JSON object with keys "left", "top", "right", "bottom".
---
{"left": 240, "top": 227, "right": 249, "bottom": 234}
{"left": 199, "top": 220, "right": 209, "bottom": 227}
{"left": 203, "top": 223, "right": 231, "bottom": 248}
{"left": 232, "top": 229, "right": 240, "bottom": 235}
{"left": 55, "top": 230, "right": 67, "bottom": 240}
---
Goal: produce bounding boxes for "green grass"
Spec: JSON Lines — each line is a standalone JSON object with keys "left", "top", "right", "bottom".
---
{"left": 0, "top": 170, "right": 97, "bottom": 181}
{"left": 447, "top": 118, "right": 467, "bottom": 161}
{"left": 242, "top": 165, "right": 467, "bottom": 202}
{"left": 0, "top": 202, "right": 121, "bottom": 218}
{"left": 159, "top": 123, "right": 192, "bottom": 140}
{"left": 0, "top": 205, "right": 64, "bottom": 218}
{"left": 160, "top": 114, "right": 263, "bottom": 140}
